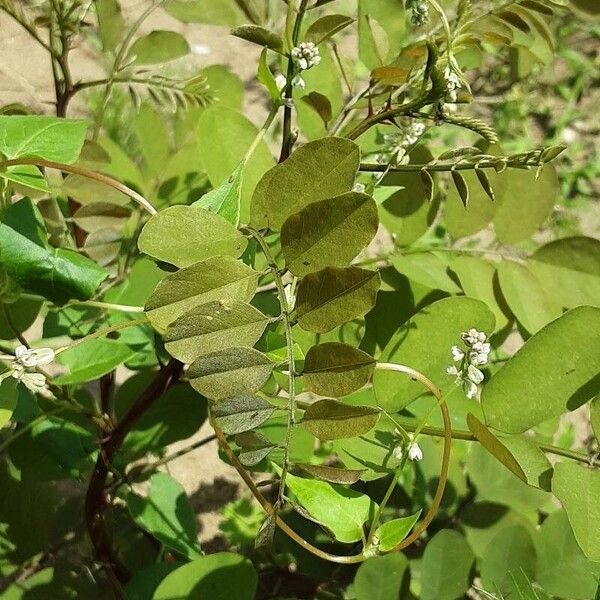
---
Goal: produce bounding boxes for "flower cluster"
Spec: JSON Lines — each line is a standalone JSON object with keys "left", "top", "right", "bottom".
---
{"left": 392, "top": 432, "right": 423, "bottom": 462}
{"left": 446, "top": 328, "right": 490, "bottom": 398}
{"left": 378, "top": 122, "right": 426, "bottom": 165}
{"left": 444, "top": 66, "right": 462, "bottom": 103}
{"left": 0, "top": 345, "right": 55, "bottom": 395}
{"left": 406, "top": 0, "right": 429, "bottom": 27}
{"left": 291, "top": 42, "right": 321, "bottom": 71}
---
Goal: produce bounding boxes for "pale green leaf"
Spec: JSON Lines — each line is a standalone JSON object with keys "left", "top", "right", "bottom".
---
{"left": 390, "top": 252, "right": 461, "bottom": 293}
{"left": 127, "top": 30, "right": 190, "bottom": 65}
{"left": 374, "top": 510, "right": 421, "bottom": 552}
{"left": 96, "top": 0, "right": 125, "bottom": 51}
{"left": 295, "top": 463, "right": 366, "bottom": 485}
{"left": 193, "top": 163, "right": 242, "bottom": 226}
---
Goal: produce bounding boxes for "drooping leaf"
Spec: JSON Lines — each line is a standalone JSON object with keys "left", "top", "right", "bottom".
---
{"left": 0, "top": 222, "right": 107, "bottom": 304}
{"left": 144, "top": 256, "right": 259, "bottom": 330}
{"left": 212, "top": 395, "right": 275, "bottom": 434}
{"left": 0, "top": 115, "right": 88, "bottom": 163}
{"left": 72, "top": 202, "right": 131, "bottom": 233}
{"left": 231, "top": 25, "right": 283, "bottom": 51}
{"left": 301, "top": 398, "right": 380, "bottom": 440}
{"left": 295, "top": 463, "right": 366, "bottom": 485}
{"left": 96, "top": 0, "right": 125, "bottom": 51}
{"left": 281, "top": 469, "right": 378, "bottom": 543}
{"left": 235, "top": 430, "right": 276, "bottom": 466}
{"left": 303, "top": 342, "right": 375, "bottom": 397}
{"left": 193, "top": 163, "right": 243, "bottom": 226}
{"left": 138, "top": 205, "right": 247, "bottom": 268}
{"left": 482, "top": 306, "right": 600, "bottom": 433}
{"left": 188, "top": 347, "right": 273, "bottom": 400}
{"left": 250, "top": 137, "right": 360, "bottom": 230}
{"left": 374, "top": 297, "right": 495, "bottom": 411}
{"left": 127, "top": 30, "right": 190, "bottom": 65}
{"left": 55, "top": 339, "right": 137, "bottom": 384}
{"left": 296, "top": 266, "right": 380, "bottom": 333}
{"left": 353, "top": 553, "right": 409, "bottom": 600}
{"left": 374, "top": 510, "right": 421, "bottom": 552}
{"left": 153, "top": 553, "right": 258, "bottom": 600}
{"left": 164, "top": 300, "right": 270, "bottom": 364}
{"left": 127, "top": 472, "right": 201, "bottom": 559}
{"left": 280, "top": 191, "right": 378, "bottom": 276}
{"left": 552, "top": 461, "right": 600, "bottom": 561}
{"left": 420, "top": 530, "right": 475, "bottom": 600}
{"left": 306, "top": 15, "right": 355, "bottom": 44}
{"left": 300, "top": 92, "right": 333, "bottom": 126}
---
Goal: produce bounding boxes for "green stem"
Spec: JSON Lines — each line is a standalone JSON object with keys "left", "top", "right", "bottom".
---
{"left": 359, "top": 157, "right": 544, "bottom": 173}
{"left": 246, "top": 228, "right": 296, "bottom": 507}
{"left": 244, "top": 103, "right": 280, "bottom": 164}
{"left": 19, "top": 293, "right": 145, "bottom": 314}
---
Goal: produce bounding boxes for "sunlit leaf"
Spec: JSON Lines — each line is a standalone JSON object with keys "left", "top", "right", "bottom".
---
{"left": 374, "top": 510, "right": 421, "bottom": 552}
{"left": 127, "top": 30, "right": 190, "bottom": 65}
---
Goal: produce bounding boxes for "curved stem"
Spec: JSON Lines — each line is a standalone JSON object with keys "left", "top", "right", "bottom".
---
{"left": 0, "top": 158, "right": 156, "bottom": 215}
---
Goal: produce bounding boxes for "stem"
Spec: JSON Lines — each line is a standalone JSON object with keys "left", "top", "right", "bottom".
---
{"left": 19, "top": 293, "right": 146, "bottom": 314}
{"left": 244, "top": 103, "right": 280, "bottom": 164}
{"left": 0, "top": 5, "right": 56, "bottom": 56}
{"left": 359, "top": 158, "right": 542, "bottom": 173}
{"left": 0, "top": 158, "right": 156, "bottom": 215}
{"left": 279, "top": 0, "right": 310, "bottom": 162}
{"left": 247, "top": 229, "right": 295, "bottom": 507}
{"left": 1, "top": 304, "right": 29, "bottom": 347}
{"left": 54, "top": 318, "right": 148, "bottom": 356}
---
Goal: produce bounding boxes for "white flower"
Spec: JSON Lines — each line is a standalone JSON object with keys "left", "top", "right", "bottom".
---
{"left": 275, "top": 74, "right": 287, "bottom": 91}
{"left": 19, "top": 372, "right": 48, "bottom": 394}
{"left": 284, "top": 284, "right": 296, "bottom": 311}
{"left": 392, "top": 445, "right": 404, "bottom": 461}
{"left": 467, "top": 364, "right": 484, "bottom": 385}
{"left": 353, "top": 182, "right": 366, "bottom": 193}
{"left": 291, "top": 42, "right": 321, "bottom": 72}
{"left": 291, "top": 74, "right": 305, "bottom": 89}
{"left": 469, "top": 351, "right": 488, "bottom": 366}
{"left": 407, "top": 435, "right": 423, "bottom": 461}
{"left": 446, "top": 365, "right": 460, "bottom": 377}
{"left": 451, "top": 345, "right": 465, "bottom": 362}
{"left": 463, "top": 379, "right": 478, "bottom": 399}
{"left": 444, "top": 66, "right": 463, "bottom": 103}
{"left": 14, "top": 345, "right": 55, "bottom": 368}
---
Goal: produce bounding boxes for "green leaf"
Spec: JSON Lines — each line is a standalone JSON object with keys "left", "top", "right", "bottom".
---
{"left": 496, "top": 260, "right": 562, "bottom": 334}
{"left": 282, "top": 469, "right": 378, "bottom": 543}
{"left": 303, "top": 342, "right": 375, "bottom": 397}
{"left": 552, "top": 461, "right": 600, "bottom": 561}
{"left": 0, "top": 223, "right": 107, "bottom": 304}
{"left": 374, "top": 297, "right": 495, "bottom": 411}
{"left": 377, "top": 146, "right": 439, "bottom": 247}
{"left": 127, "top": 30, "right": 190, "bottom": 65}
{"left": 420, "top": 530, "right": 475, "bottom": 600}
{"left": 72, "top": 202, "right": 131, "bottom": 233}
{"left": 467, "top": 414, "right": 552, "bottom": 490}
{"left": 164, "top": 300, "right": 269, "bottom": 364}
{"left": 134, "top": 103, "right": 170, "bottom": 176}
{"left": 200, "top": 65, "right": 244, "bottom": 111}
{"left": 138, "top": 205, "right": 247, "bottom": 268}
{"left": 0, "top": 165, "right": 48, "bottom": 192}
{"left": 306, "top": 15, "right": 355, "bottom": 44}
{"left": 193, "top": 163, "right": 243, "bottom": 226}
{"left": 281, "top": 191, "right": 378, "bottom": 276}
{"left": 127, "top": 473, "right": 201, "bottom": 560}
{"left": 390, "top": 252, "right": 461, "bottom": 293}
{"left": 0, "top": 378, "right": 18, "bottom": 429}
{"left": 188, "top": 347, "right": 274, "bottom": 400}
{"left": 257, "top": 48, "right": 280, "bottom": 102}
{"left": 124, "top": 564, "right": 179, "bottom": 600}
{"left": 536, "top": 510, "right": 600, "bottom": 600}
{"left": 196, "top": 106, "right": 275, "bottom": 223}
{"left": 449, "top": 255, "right": 510, "bottom": 332}
{"left": 529, "top": 236, "right": 600, "bottom": 309}
{"left": 482, "top": 306, "right": 600, "bottom": 433}
{"left": 235, "top": 431, "right": 276, "bottom": 466}
{"left": 296, "top": 266, "right": 380, "bottom": 333}
{"left": 480, "top": 525, "right": 537, "bottom": 595}
{"left": 493, "top": 164, "right": 558, "bottom": 245}
{"left": 0, "top": 116, "right": 88, "bottom": 163}
{"left": 153, "top": 553, "right": 258, "bottom": 600}
{"left": 55, "top": 339, "right": 137, "bottom": 384}
{"left": 374, "top": 510, "right": 421, "bottom": 552}
{"left": 250, "top": 137, "right": 360, "bottom": 230}
{"left": 231, "top": 25, "right": 283, "bottom": 52}
{"left": 301, "top": 398, "right": 380, "bottom": 440}
{"left": 62, "top": 173, "right": 129, "bottom": 206}
{"left": 212, "top": 395, "right": 275, "bottom": 434}
{"left": 300, "top": 92, "right": 333, "bottom": 126}
{"left": 295, "top": 463, "right": 366, "bottom": 485}
{"left": 353, "top": 553, "right": 409, "bottom": 600}
{"left": 96, "top": 0, "right": 125, "bottom": 51}
{"left": 144, "top": 256, "right": 259, "bottom": 330}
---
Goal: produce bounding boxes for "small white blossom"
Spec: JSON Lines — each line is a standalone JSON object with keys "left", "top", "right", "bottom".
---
{"left": 291, "top": 74, "right": 305, "bottom": 89}
{"left": 0, "top": 345, "right": 54, "bottom": 396}
{"left": 353, "top": 182, "right": 366, "bottom": 193}
{"left": 451, "top": 345, "right": 465, "bottom": 362}
{"left": 407, "top": 435, "right": 423, "bottom": 461}
{"left": 291, "top": 42, "right": 321, "bottom": 72}
{"left": 444, "top": 66, "right": 463, "bottom": 103}
{"left": 467, "top": 364, "right": 484, "bottom": 385}
{"left": 284, "top": 284, "right": 296, "bottom": 311}
{"left": 463, "top": 379, "right": 478, "bottom": 399}
{"left": 275, "top": 74, "right": 287, "bottom": 91}
{"left": 392, "top": 444, "right": 404, "bottom": 461}
{"left": 446, "top": 365, "right": 460, "bottom": 377}
{"left": 14, "top": 345, "right": 55, "bottom": 368}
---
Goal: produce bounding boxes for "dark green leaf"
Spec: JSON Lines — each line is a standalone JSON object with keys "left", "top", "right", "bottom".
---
{"left": 296, "top": 463, "right": 366, "bottom": 484}
{"left": 235, "top": 430, "right": 276, "bottom": 466}
{"left": 306, "top": 15, "right": 355, "bottom": 44}
{"left": 250, "top": 137, "right": 360, "bottom": 230}
{"left": 164, "top": 300, "right": 270, "bottom": 364}
{"left": 354, "top": 553, "right": 409, "bottom": 600}
{"left": 303, "top": 342, "right": 375, "bottom": 397}
{"left": 72, "top": 202, "right": 131, "bottom": 233}
{"left": 281, "top": 191, "right": 378, "bottom": 276}
{"left": 296, "top": 266, "right": 380, "bottom": 333}
{"left": 302, "top": 398, "right": 380, "bottom": 440}
{"left": 231, "top": 25, "right": 283, "bottom": 52}
{"left": 451, "top": 170, "right": 470, "bottom": 207}
{"left": 212, "top": 395, "right": 275, "bottom": 434}
{"left": 300, "top": 91, "right": 333, "bottom": 126}
{"left": 145, "top": 255, "right": 259, "bottom": 330}
{"left": 188, "top": 347, "right": 273, "bottom": 400}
